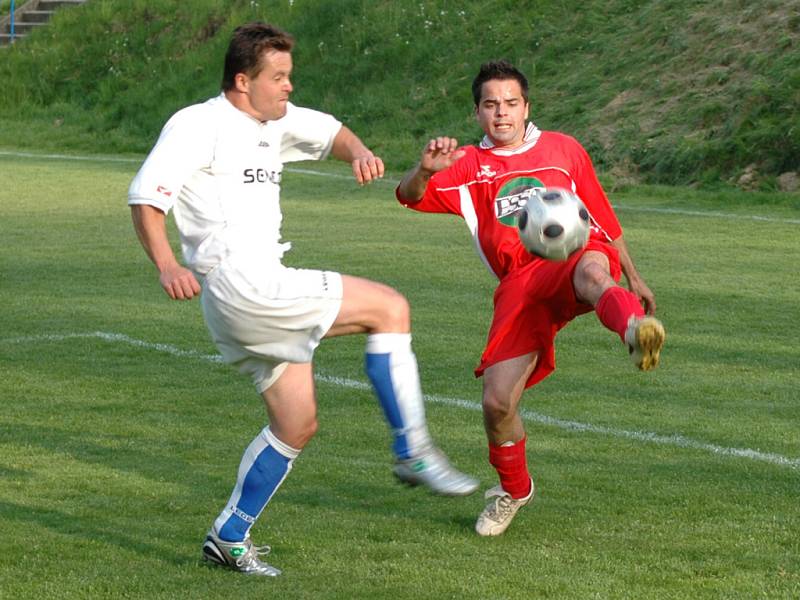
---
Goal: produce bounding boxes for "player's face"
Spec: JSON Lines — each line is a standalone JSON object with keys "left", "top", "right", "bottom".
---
{"left": 475, "top": 79, "right": 530, "bottom": 148}
{"left": 238, "top": 50, "right": 294, "bottom": 122}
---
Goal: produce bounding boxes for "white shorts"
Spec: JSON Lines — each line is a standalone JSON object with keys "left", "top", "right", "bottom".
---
{"left": 201, "top": 261, "right": 343, "bottom": 393}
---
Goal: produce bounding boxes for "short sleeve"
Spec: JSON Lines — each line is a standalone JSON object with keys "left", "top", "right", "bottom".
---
{"left": 396, "top": 147, "right": 474, "bottom": 216}
{"left": 571, "top": 141, "right": 622, "bottom": 240}
{"left": 279, "top": 103, "right": 342, "bottom": 163}
{"left": 128, "top": 104, "right": 215, "bottom": 213}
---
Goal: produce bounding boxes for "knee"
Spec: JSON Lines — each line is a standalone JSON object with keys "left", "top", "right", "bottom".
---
{"left": 574, "top": 255, "right": 613, "bottom": 304}
{"left": 272, "top": 414, "right": 318, "bottom": 449}
{"left": 482, "top": 389, "right": 515, "bottom": 426}
{"left": 291, "top": 416, "right": 319, "bottom": 448}
{"left": 576, "top": 260, "right": 607, "bottom": 288}
{"left": 300, "top": 417, "right": 319, "bottom": 446}
{"left": 380, "top": 288, "right": 411, "bottom": 331}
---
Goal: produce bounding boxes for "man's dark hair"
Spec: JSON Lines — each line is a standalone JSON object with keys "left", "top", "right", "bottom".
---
{"left": 221, "top": 22, "right": 295, "bottom": 91}
{"left": 471, "top": 60, "right": 529, "bottom": 106}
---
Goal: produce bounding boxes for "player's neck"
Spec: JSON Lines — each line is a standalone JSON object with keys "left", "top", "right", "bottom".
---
{"left": 224, "top": 90, "right": 267, "bottom": 123}
{"left": 488, "top": 136, "right": 526, "bottom": 150}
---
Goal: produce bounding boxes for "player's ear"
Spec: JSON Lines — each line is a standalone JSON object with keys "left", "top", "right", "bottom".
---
{"left": 233, "top": 72, "right": 250, "bottom": 94}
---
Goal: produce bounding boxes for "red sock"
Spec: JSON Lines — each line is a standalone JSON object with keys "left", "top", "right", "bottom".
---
{"left": 488, "top": 437, "right": 532, "bottom": 499}
{"left": 595, "top": 286, "right": 644, "bottom": 342}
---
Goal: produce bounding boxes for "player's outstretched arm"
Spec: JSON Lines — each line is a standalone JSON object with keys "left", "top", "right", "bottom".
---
{"left": 131, "top": 204, "right": 201, "bottom": 301}
{"left": 397, "top": 137, "right": 465, "bottom": 203}
{"left": 611, "top": 236, "right": 656, "bottom": 315}
{"left": 331, "top": 126, "right": 385, "bottom": 185}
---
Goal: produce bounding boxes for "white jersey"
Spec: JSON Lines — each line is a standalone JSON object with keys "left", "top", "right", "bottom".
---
{"left": 128, "top": 93, "right": 342, "bottom": 276}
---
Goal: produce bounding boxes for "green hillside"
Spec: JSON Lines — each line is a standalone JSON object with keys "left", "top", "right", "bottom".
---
{"left": 1, "top": 0, "right": 798, "bottom": 187}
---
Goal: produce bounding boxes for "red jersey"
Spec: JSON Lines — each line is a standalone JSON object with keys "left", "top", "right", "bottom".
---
{"left": 398, "top": 123, "right": 622, "bottom": 280}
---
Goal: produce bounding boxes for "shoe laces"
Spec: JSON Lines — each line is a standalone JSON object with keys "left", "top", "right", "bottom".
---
{"left": 234, "top": 544, "right": 258, "bottom": 568}
{"left": 234, "top": 541, "right": 271, "bottom": 568}
{"left": 486, "top": 492, "right": 515, "bottom": 521}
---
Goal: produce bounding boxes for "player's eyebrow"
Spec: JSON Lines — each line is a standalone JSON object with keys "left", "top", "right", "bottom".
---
{"left": 481, "top": 95, "right": 521, "bottom": 104}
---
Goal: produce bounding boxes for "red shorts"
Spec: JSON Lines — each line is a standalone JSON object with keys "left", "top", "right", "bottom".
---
{"left": 475, "top": 239, "right": 622, "bottom": 389}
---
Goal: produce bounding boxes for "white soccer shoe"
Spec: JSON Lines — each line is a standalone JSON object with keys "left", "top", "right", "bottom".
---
{"left": 475, "top": 479, "right": 535, "bottom": 537}
{"left": 202, "top": 529, "right": 281, "bottom": 576}
{"left": 624, "top": 315, "right": 665, "bottom": 371}
{"left": 393, "top": 447, "right": 479, "bottom": 496}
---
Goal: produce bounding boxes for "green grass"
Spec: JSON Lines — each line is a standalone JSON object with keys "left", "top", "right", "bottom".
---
{"left": 1, "top": 0, "right": 799, "bottom": 185}
{"left": 1, "top": 151, "right": 799, "bottom": 598}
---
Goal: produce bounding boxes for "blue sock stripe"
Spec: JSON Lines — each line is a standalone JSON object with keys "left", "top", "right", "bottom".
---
{"left": 230, "top": 505, "right": 256, "bottom": 524}
{"left": 238, "top": 445, "right": 291, "bottom": 517}
{"left": 365, "top": 351, "right": 410, "bottom": 458}
{"left": 218, "top": 443, "right": 292, "bottom": 541}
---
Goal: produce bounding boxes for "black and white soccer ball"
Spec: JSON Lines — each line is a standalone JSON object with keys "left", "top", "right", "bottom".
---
{"left": 517, "top": 188, "right": 591, "bottom": 261}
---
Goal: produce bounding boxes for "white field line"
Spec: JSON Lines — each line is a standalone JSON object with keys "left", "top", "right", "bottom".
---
{"left": 2, "top": 149, "right": 798, "bottom": 225}
{"left": 5, "top": 331, "right": 799, "bottom": 471}
{"left": 0, "top": 150, "right": 143, "bottom": 164}
{"left": 612, "top": 204, "right": 800, "bottom": 225}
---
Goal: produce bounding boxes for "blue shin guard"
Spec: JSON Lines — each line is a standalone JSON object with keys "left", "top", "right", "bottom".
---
{"left": 365, "top": 333, "right": 431, "bottom": 460}
{"left": 214, "top": 427, "right": 300, "bottom": 542}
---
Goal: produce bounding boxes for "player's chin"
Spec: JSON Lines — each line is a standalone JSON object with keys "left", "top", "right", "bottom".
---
{"left": 491, "top": 129, "right": 516, "bottom": 144}
{"left": 270, "top": 103, "right": 289, "bottom": 120}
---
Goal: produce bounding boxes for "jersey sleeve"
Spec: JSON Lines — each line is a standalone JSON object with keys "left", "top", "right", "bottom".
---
{"left": 396, "top": 147, "right": 473, "bottom": 216}
{"left": 572, "top": 141, "right": 622, "bottom": 240}
{"left": 279, "top": 103, "right": 342, "bottom": 163}
{"left": 128, "top": 105, "right": 215, "bottom": 213}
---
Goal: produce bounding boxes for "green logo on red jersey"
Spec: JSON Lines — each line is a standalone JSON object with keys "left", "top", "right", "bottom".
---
{"left": 494, "top": 176, "right": 545, "bottom": 227}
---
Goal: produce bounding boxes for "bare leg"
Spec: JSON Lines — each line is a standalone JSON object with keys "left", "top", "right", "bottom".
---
{"left": 326, "top": 275, "right": 410, "bottom": 337}
{"left": 572, "top": 250, "right": 615, "bottom": 307}
{"left": 475, "top": 353, "right": 538, "bottom": 536}
{"left": 482, "top": 353, "right": 538, "bottom": 445}
{"left": 262, "top": 362, "right": 318, "bottom": 448}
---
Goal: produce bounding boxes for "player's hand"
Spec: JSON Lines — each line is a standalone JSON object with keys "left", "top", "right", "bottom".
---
{"left": 629, "top": 276, "right": 657, "bottom": 315}
{"left": 351, "top": 154, "right": 385, "bottom": 185}
{"left": 420, "top": 137, "right": 466, "bottom": 174}
{"left": 159, "top": 264, "right": 201, "bottom": 300}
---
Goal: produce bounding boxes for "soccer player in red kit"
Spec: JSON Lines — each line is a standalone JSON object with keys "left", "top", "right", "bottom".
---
{"left": 396, "top": 60, "right": 665, "bottom": 536}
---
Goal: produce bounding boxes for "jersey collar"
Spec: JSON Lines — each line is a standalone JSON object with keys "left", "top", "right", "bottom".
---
{"left": 479, "top": 122, "right": 542, "bottom": 155}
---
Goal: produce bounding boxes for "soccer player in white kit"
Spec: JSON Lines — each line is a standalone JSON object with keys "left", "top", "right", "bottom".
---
{"left": 128, "top": 22, "right": 477, "bottom": 577}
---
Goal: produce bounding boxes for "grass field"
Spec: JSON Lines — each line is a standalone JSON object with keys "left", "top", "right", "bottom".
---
{"left": 1, "top": 151, "right": 798, "bottom": 599}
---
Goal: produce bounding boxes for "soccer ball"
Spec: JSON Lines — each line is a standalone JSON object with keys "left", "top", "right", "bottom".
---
{"left": 516, "top": 188, "right": 591, "bottom": 261}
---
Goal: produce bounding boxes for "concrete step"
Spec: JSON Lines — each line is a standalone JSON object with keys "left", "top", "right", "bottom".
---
{"left": 38, "top": 0, "right": 87, "bottom": 11}
{"left": 22, "top": 10, "right": 56, "bottom": 24}
{"left": 6, "top": 20, "right": 49, "bottom": 35}
{"left": 0, "top": 0, "right": 87, "bottom": 46}
{"left": 0, "top": 32, "right": 27, "bottom": 46}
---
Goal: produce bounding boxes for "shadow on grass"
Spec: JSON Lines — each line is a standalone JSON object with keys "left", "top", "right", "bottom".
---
{"left": 0, "top": 499, "right": 195, "bottom": 566}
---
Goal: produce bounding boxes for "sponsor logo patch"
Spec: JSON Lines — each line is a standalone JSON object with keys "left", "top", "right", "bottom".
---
{"left": 243, "top": 168, "right": 282, "bottom": 185}
{"left": 493, "top": 176, "right": 545, "bottom": 226}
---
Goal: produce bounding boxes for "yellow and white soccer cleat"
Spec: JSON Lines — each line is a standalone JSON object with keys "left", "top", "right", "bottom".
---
{"left": 625, "top": 315, "right": 665, "bottom": 371}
